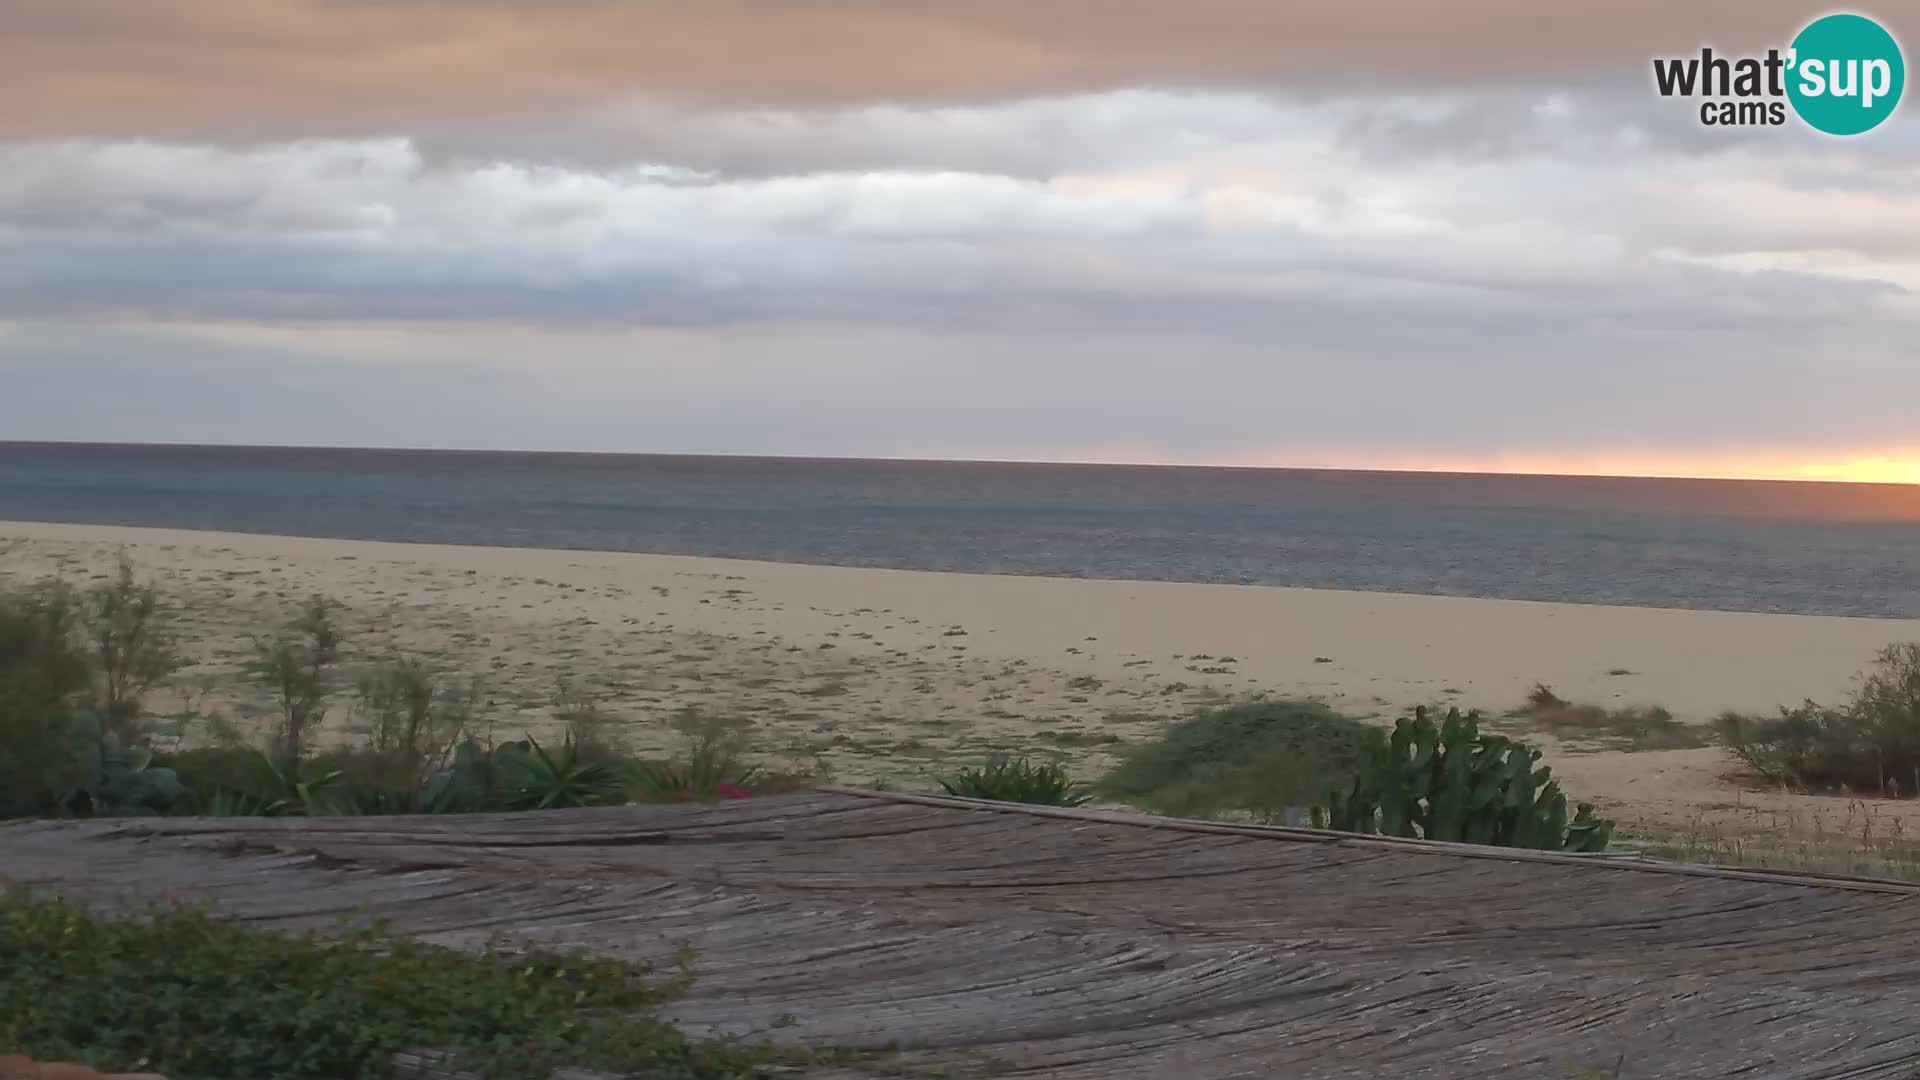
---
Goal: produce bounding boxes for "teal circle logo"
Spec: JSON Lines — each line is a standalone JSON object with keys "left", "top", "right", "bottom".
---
{"left": 1787, "top": 13, "right": 1905, "bottom": 135}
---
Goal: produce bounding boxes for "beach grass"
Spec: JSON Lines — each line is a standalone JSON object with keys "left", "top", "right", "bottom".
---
{"left": 1620, "top": 799, "right": 1920, "bottom": 882}
{"left": 1508, "top": 683, "right": 1712, "bottom": 752}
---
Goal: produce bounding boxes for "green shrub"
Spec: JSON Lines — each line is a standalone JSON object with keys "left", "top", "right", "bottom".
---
{"left": 1716, "top": 643, "right": 1920, "bottom": 794}
{"left": 80, "top": 554, "right": 180, "bottom": 742}
{"left": 1314, "top": 706, "right": 1614, "bottom": 852}
{"left": 1, "top": 569, "right": 196, "bottom": 819}
{"left": 631, "top": 711, "right": 766, "bottom": 803}
{"left": 250, "top": 595, "right": 345, "bottom": 760}
{"left": 0, "top": 887, "right": 799, "bottom": 1080}
{"left": 156, "top": 745, "right": 281, "bottom": 803}
{"left": 0, "top": 582, "right": 91, "bottom": 817}
{"left": 940, "top": 755, "right": 1091, "bottom": 806}
{"left": 1713, "top": 703, "right": 1844, "bottom": 787}
{"left": 552, "top": 681, "right": 623, "bottom": 762}
{"left": 349, "top": 657, "right": 476, "bottom": 787}
{"left": 1097, "top": 701, "right": 1385, "bottom": 820}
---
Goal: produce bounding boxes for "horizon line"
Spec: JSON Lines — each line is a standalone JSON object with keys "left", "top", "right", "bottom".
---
{"left": 5, "top": 437, "right": 1919, "bottom": 490}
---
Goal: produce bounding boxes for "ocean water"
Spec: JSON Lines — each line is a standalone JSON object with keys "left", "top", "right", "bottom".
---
{"left": 2, "top": 442, "right": 1919, "bottom": 618}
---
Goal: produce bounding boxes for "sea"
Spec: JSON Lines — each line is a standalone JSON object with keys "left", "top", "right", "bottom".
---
{"left": 2, "top": 441, "right": 1918, "bottom": 619}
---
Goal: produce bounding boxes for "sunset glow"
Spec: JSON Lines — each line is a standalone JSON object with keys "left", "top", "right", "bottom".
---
{"left": 973, "top": 446, "right": 1920, "bottom": 486}
{"left": 1381, "top": 455, "right": 1920, "bottom": 486}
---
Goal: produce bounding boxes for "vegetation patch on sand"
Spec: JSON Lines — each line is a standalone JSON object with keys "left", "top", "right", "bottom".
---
{"left": 1714, "top": 644, "right": 1920, "bottom": 796}
{"left": 1509, "top": 683, "right": 1711, "bottom": 752}
{"left": 0, "top": 563, "right": 807, "bottom": 821}
{"left": 1620, "top": 797, "right": 1920, "bottom": 881}
{"left": 940, "top": 754, "right": 1091, "bottom": 806}
{"left": 1096, "top": 701, "right": 1385, "bottom": 820}
{"left": 0, "top": 888, "right": 835, "bottom": 1080}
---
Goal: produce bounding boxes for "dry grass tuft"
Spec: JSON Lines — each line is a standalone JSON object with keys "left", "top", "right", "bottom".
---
{"left": 1621, "top": 799, "right": 1920, "bottom": 882}
{"left": 1510, "top": 683, "right": 1710, "bottom": 752}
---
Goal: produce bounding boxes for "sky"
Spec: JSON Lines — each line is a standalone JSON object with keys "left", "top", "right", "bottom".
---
{"left": 2, "top": 1, "right": 1917, "bottom": 482}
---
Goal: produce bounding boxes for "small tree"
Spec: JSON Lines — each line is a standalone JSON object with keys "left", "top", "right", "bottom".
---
{"left": 352, "top": 657, "right": 476, "bottom": 792}
{"left": 83, "top": 554, "right": 180, "bottom": 743}
{"left": 251, "top": 596, "right": 344, "bottom": 762}
{"left": 1856, "top": 643, "right": 1920, "bottom": 794}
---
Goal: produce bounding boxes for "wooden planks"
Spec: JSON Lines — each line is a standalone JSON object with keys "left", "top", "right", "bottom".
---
{"left": 6, "top": 792, "right": 1920, "bottom": 1079}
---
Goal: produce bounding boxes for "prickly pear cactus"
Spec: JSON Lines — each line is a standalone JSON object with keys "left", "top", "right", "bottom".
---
{"left": 1312, "top": 706, "right": 1614, "bottom": 852}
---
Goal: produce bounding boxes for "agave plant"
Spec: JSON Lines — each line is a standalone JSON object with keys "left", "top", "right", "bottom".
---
{"left": 629, "top": 762, "right": 761, "bottom": 802}
{"left": 202, "top": 786, "right": 272, "bottom": 817}
{"left": 940, "top": 756, "right": 1091, "bottom": 807}
{"left": 198, "top": 751, "right": 346, "bottom": 816}
{"left": 256, "top": 754, "right": 348, "bottom": 816}
{"left": 629, "top": 741, "right": 762, "bottom": 802}
{"left": 493, "top": 734, "right": 627, "bottom": 810}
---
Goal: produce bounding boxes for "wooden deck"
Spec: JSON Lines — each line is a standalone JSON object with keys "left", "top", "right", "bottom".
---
{"left": 6, "top": 791, "right": 1920, "bottom": 1079}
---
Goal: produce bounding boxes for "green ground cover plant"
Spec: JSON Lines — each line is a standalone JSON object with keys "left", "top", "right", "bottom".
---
{"left": 1096, "top": 701, "right": 1385, "bottom": 820}
{"left": 0, "top": 887, "right": 818, "bottom": 1080}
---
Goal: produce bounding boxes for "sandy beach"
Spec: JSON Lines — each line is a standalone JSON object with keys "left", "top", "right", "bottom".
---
{"left": 6, "top": 518, "right": 1920, "bottom": 843}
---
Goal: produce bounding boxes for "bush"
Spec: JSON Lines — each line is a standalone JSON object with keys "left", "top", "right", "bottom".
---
{"left": 0, "top": 887, "right": 799, "bottom": 1080}
{"left": 345, "top": 657, "right": 478, "bottom": 792}
{"left": 250, "top": 595, "right": 345, "bottom": 760}
{"left": 1097, "top": 701, "right": 1385, "bottom": 820}
{"left": 941, "top": 755, "right": 1091, "bottom": 806}
{"left": 3, "top": 569, "right": 803, "bottom": 819}
{"left": 1315, "top": 706, "right": 1614, "bottom": 852}
{"left": 1, "top": 565, "right": 195, "bottom": 819}
{"left": 552, "top": 681, "right": 623, "bottom": 762}
{"left": 0, "top": 582, "right": 91, "bottom": 817}
{"left": 630, "top": 711, "right": 765, "bottom": 803}
{"left": 81, "top": 554, "right": 180, "bottom": 742}
{"left": 1716, "top": 643, "right": 1920, "bottom": 795}
{"left": 153, "top": 745, "right": 277, "bottom": 803}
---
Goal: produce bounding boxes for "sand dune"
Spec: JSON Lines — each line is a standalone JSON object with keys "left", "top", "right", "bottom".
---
{"left": 5, "top": 519, "right": 1919, "bottom": 842}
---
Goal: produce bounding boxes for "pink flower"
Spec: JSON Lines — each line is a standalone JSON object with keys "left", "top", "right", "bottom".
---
{"left": 713, "top": 782, "right": 753, "bottom": 800}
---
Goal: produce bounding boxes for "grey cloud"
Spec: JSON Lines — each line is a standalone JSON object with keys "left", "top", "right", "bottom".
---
{"left": 0, "top": 131, "right": 1913, "bottom": 345}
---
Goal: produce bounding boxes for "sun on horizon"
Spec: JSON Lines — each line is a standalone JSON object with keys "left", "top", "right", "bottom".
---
{"left": 1787, "top": 457, "right": 1920, "bottom": 486}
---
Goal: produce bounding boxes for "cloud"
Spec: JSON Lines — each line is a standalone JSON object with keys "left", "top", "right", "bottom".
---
{"left": 2, "top": 96, "right": 1915, "bottom": 345}
{"left": 0, "top": 0, "right": 1862, "bottom": 139}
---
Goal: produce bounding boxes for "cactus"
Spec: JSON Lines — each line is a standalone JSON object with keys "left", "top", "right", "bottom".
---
{"left": 1312, "top": 707, "right": 1614, "bottom": 852}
